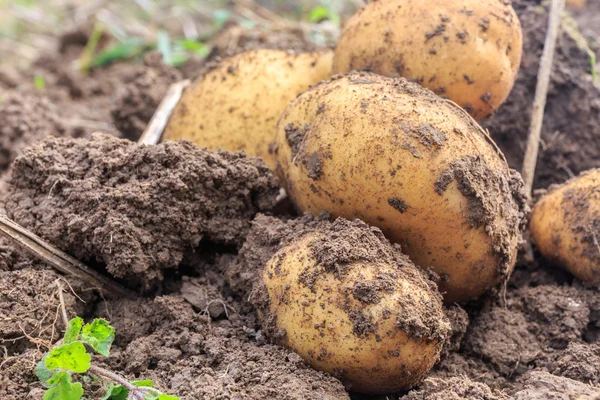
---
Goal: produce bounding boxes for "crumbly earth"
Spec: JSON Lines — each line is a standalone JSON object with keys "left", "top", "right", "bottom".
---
{"left": 5, "top": 134, "right": 279, "bottom": 288}
{"left": 0, "top": 92, "right": 66, "bottom": 172}
{"left": 1, "top": 1, "right": 600, "bottom": 399}
{"left": 483, "top": 0, "right": 600, "bottom": 190}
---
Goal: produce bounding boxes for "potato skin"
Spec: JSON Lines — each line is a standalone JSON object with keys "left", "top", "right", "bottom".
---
{"left": 531, "top": 169, "right": 600, "bottom": 281}
{"left": 332, "top": 0, "right": 523, "bottom": 120}
{"left": 163, "top": 49, "right": 333, "bottom": 169}
{"left": 260, "top": 232, "right": 449, "bottom": 394}
{"left": 274, "top": 73, "right": 526, "bottom": 303}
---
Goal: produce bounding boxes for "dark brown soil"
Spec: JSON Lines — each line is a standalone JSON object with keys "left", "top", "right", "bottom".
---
{"left": 483, "top": 0, "right": 600, "bottom": 190}
{"left": 4, "top": 134, "right": 279, "bottom": 289}
{"left": 1, "top": 2, "right": 600, "bottom": 399}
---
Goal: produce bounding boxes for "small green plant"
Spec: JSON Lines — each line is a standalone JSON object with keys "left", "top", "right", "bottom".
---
{"left": 34, "top": 74, "right": 46, "bottom": 90}
{"left": 36, "top": 317, "right": 178, "bottom": 400}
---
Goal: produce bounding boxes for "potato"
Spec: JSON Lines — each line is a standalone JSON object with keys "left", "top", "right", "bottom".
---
{"left": 273, "top": 73, "right": 527, "bottom": 303}
{"left": 530, "top": 169, "right": 600, "bottom": 281}
{"left": 251, "top": 217, "right": 450, "bottom": 394}
{"left": 163, "top": 48, "right": 333, "bottom": 169}
{"left": 332, "top": 0, "right": 523, "bottom": 120}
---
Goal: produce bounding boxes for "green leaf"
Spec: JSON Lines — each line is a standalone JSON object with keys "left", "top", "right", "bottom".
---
{"left": 102, "top": 384, "right": 128, "bottom": 400}
{"left": 34, "top": 75, "right": 46, "bottom": 90}
{"left": 92, "top": 39, "right": 150, "bottom": 68}
{"left": 133, "top": 380, "right": 155, "bottom": 387}
{"left": 157, "top": 30, "right": 172, "bottom": 66}
{"left": 45, "top": 342, "right": 91, "bottom": 373}
{"left": 176, "top": 39, "right": 210, "bottom": 57}
{"left": 307, "top": 5, "right": 340, "bottom": 26}
{"left": 81, "top": 319, "right": 115, "bottom": 357}
{"left": 44, "top": 371, "right": 84, "bottom": 400}
{"left": 35, "top": 355, "right": 53, "bottom": 387}
{"left": 64, "top": 317, "right": 84, "bottom": 344}
{"left": 157, "top": 395, "right": 179, "bottom": 400}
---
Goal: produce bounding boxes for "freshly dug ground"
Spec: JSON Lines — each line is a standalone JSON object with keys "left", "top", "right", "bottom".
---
{"left": 1, "top": 1, "right": 600, "bottom": 399}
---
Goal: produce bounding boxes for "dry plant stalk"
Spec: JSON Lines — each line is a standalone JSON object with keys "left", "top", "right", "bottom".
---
{"left": 0, "top": 214, "right": 133, "bottom": 298}
{"left": 138, "top": 79, "right": 190, "bottom": 145}
{"left": 522, "top": 0, "right": 567, "bottom": 199}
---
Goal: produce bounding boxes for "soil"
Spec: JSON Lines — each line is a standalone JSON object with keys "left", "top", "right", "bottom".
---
{"left": 1, "top": 1, "right": 600, "bottom": 399}
{"left": 483, "top": 0, "right": 600, "bottom": 190}
{"left": 4, "top": 133, "right": 279, "bottom": 289}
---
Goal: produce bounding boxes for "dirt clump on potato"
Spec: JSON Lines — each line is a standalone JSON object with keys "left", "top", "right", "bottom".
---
{"left": 483, "top": 0, "right": 600, "bottom": 189}
{"left": 5, "top": 133, "right": 280, "bottom": 289}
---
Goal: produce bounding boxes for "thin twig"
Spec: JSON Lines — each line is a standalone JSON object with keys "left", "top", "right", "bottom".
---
{"left": 89, "top": 365, "right": 162, "bottom": 400}
{"left": 522, "top": 0, "right": 566, "bottom": 199}
{"left": 55, "top": 280, "right": 69, "bottom": 329}
{"left": 138, "top": 80, "right": 190, "bottom": 145}
{"left": 0, "top": 215, "right": 133, "bottom": 298}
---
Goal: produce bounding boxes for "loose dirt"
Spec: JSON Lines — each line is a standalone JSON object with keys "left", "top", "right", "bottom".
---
{"left": 0, "top": 2, "right": 599, "bottom": 399}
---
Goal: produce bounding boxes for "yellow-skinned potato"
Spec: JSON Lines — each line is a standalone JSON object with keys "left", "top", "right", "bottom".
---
{"left": 273, "top": 73, "right": 527, "bottom": 303}
{"left": 163, "top": 48, "right": 334, "bottom": 169}
{"left": 252, "top": 217, "right": 449, "bottom": 394}
{"left": 531, "top": 169, "right": 600, "bottom": 281}
{"left": 332, "top": 0, "right": 523, "bottom": 120}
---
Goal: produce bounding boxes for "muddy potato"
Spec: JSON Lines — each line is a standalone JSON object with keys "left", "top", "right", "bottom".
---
{"left": 163, "top": 48, "right": 333, "bottom": 169}
{"left": 258, "top": 222, "right": 450, "bottom": 394}
{"left": 274, "top": 73, "right": 527, "bottom": 303}
{"left": 332, "top": 0, "right": 523, "bottom": 120}
{"left": 531, "top": 169, "right": 600, "bottom": 281}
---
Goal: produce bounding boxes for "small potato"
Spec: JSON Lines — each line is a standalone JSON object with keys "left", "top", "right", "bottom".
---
{"left": 531, "top": 169, "right": 600, "bottom": 281}
{"left": 163, "top": 49, "right": 333, "bottom": 169}
{"left": 253, "top": 217, "right": 449, "bottom": 394}
{"left": 274, "top": 73, "right": 527, "bottom": 303}
{"left": 332, "top": 0, "right": 523, "bottom": 120}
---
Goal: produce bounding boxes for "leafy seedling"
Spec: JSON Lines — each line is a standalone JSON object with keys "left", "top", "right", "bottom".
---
{"left": 34, "top": 74, "right": 46, "bottom": 90}
{"left": 36, "top": 317, "right": 179, "bottom": 400}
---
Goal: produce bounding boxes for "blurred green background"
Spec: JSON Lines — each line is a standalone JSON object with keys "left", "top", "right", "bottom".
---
{"left": 0, "top": 0, "right": 362, "bottom": 70}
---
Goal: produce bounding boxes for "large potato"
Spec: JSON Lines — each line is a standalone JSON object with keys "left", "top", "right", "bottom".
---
{"left": 332, "top": 0, "right": 523, "bottom": 120}
{"left": 273, "top": 73, "right": 527, "bottom": 303}
{"left": 531, "top": 169, "right": 600, "bottom": 281}
{"left": 163, "top": 49, "right": 333, "bottom": 169}
{"left": 252, "top": 217, "right": 449, "bottom": 394}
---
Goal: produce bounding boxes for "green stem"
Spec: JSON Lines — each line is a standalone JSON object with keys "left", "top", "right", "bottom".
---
{"left": 79, "top": 21, "right": 105, "bottom": 73}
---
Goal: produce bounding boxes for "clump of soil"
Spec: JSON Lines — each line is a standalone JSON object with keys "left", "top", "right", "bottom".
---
{"left": 402, "top": 376, "right": 509, "bottom": 400}
{"left": 111, "top": 53, "right": 183, "bottom": 140}
{"left": 434, "top": 155, "right": 529, "bottom": 277}
{"left": 0, "top": 92, "right": 66, "bottom": 172}
{"left": 483, "top": 0, "right": 600, "bottom": 189}
{"left": 513, "top": 370, "right": 598, "bottom": 399}
{"left": 5, "top": 133, "right": 280, "bottom": 288}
